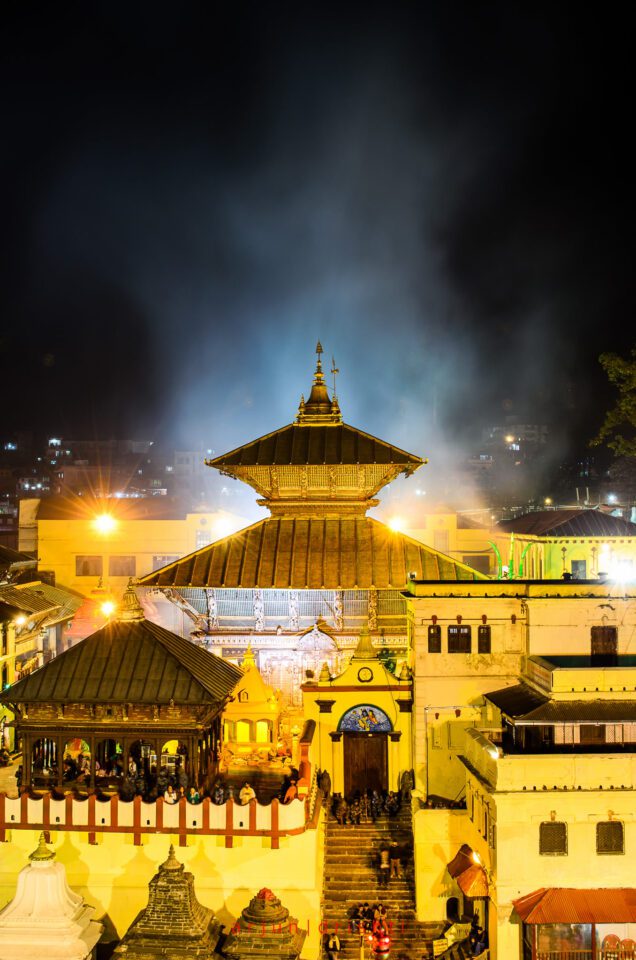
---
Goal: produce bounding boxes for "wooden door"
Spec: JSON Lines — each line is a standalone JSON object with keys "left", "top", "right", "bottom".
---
{"left": 343, "top": 734, "right": 388, "bottom": 797}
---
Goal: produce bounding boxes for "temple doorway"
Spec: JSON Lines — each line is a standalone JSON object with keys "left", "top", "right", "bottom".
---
{"left": 343, "top": 734, "right": 388, "bottom": 796}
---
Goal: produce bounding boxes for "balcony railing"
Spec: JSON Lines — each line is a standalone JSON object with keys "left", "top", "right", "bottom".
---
{"left": 0, "top": 790, "right": 319, "bottom": 848}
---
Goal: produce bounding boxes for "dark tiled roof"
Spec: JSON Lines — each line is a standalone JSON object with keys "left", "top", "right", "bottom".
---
{"left": 484, "top": 683, "right": 549, "bottom": 718}
{"left": 207, "top": 423, "right": 424, "bottom": 469}
{"left": 0, "top": 584, "right": 58, "bottom": 614}
{"left": 139, "top": 517, "right": 486, "bottom": 589}
{"left": 0, "top": 618, "right": 242, "bottom": 706}
{"left": 485, "top": 683, "right": 636, "bottom": 723}
{"left": 497, "top": 509, "right": 636, "bottom": 538}
{"left": 0, "top": 544, "right": 35, "bottom": 567}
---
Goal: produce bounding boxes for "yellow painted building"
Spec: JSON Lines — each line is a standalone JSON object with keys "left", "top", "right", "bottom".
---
{"left": 302, "top": 630, "right": 413, "bottom": 797}
{"left": 18, "top": 497, "right": 247, "bottom": 598}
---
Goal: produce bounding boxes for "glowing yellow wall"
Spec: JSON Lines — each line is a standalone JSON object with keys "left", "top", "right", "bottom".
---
{"left": 0, "top": 824, "right": 324, "bottom": 958}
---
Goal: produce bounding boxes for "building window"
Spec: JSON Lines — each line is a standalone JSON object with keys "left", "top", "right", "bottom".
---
{"left": 597, "top": 820, "right": 624, "bottom": 855}
{"left": 75, "top": 556, "right": 103, "bottom": 577}
{"left": 478, "top": 625, "right": 491, "bottom": 653}
{"left": 428, "top": 625, "right": 442, "bottom": 653}
{"left": 591, "top": 625, "right": 618, "bottom": 662}
{"left": 196, "top": 530, "right": 212, "bottom": 549}
{"left": 108, "top": 556, "right": 136, "bottom": 577}
{"left": 152, "top": 555, "right": 180, "bottom": 571}
{"left": 539, "top": 821, "right": 567, "bottom": 855}
{"left": 448, "top": 625, "right": 471, "bottom": 653}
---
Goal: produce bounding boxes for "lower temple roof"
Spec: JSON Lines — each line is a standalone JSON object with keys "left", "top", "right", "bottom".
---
{"left": 139, "top": 516, "right": 486, "bottom": 590}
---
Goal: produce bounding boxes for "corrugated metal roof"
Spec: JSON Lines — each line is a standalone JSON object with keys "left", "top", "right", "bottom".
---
{"left": 497, "top": 509, "right": 636, "bottom": 538}
{"left": 26, "top": 583, "right": 84, "bottom": 624}
{"left": 0, "top": 585, "right": 58, "bottom": 614}
{"left": 138, "top": 517, "right": 486, "bottom": 589}
{"left": 485, "top": 684, "right": 636, "bottom": 723}
{"left": 447, "top": 844, "right": 489, "bottom": 898}
{"left": 0, "top": 618, "right": 242, "bottom": 706}
{"left": 207, "top": 423, "right": 424, "bottom": 469}
{"left": 513, "top": 887, "right": 636, "bottom": 923}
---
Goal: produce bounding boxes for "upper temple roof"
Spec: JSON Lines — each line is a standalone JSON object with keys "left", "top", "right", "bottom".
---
{"left": 205, "top": 344, "right": 425, "bottom": 503}
{"left": 206, "top": 422, "right": 424, "bottom": 470}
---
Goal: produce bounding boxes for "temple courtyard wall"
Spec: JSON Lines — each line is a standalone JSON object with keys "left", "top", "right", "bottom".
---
{"left": 0, "top": 822, "right": 325, "bottom": 958}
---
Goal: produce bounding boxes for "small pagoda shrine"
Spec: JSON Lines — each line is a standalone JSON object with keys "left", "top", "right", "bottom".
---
{"left": 0, "top": 833, "right": 103, "bottom": 960}
{"left": 113, "top": 845, "right": 221, "bottom": 959}
{"left": 222, "top": 887, "right": 306, "bottom": 960}
{"left": 221, "top": 645, "right": 282, "bottom": 765}
{"left": 0, "top": 582, "right": 242, "bottom": 791}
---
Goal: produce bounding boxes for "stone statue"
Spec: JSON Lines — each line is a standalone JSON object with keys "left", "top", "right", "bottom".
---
{"left": 253, "top": 589, "right": 265, "bottom": 632}
{"left": 300, "top": 467, "right": 308, "bottom": 499}
{"left": 333, "top": 590, "right": 344, "bottom": 631}
{"left": 288, "top": 591, "right": 299, "bottom": 631}
{"left": 318, "top": 769, "right": 331, "bottom": 798}
{"left": 367, "top": 588, "right": 378, "bottom": 631}
{"left": 400, "top": 769, "right": 414, "bottom": 803}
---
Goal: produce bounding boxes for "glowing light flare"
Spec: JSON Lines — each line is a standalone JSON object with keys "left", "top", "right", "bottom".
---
{"left": 544, "top": 497, "right": 552, "bottom": 506}
{"left": 93, "top": 513, "right": 117, "bottom": 534}
{"left": 213, "top": 515, "right": 237, "bottom": 538}
{"left": 504, "top": 434, "right": 515, "bottom": 443}
{"left": 387, "top": 516, "right": 405, "bottom": 532}
{"left": 607, "top": 560, "right": 635, "bottom": 582}
{"left": 14, "top": 615, "right": 27, "bottom": 627}
{"left": 101, "top": 601, "right": 116, "bottom": 618}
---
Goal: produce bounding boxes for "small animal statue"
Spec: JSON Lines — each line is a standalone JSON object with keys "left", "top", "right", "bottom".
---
{"left": 400, "top": 768, "right": 414, "bottom": 803}
{"left": 318, "top": 769, "right": 332, "bottom": 798}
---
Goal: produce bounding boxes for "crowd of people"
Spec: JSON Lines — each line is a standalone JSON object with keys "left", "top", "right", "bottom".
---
{"left": 20, "top": 750, "right": 301, "bottom": 808}
{"left": 331, "top": 788, "right": 401, "bottom": 825}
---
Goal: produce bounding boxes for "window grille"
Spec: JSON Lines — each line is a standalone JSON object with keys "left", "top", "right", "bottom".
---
{"left": 539, "top": 821, "right": 567, "bottom": 855}
{"left": 448, "top": 624, "right": 471, "bottom": 653}
{"left": 478, "top": 625, "right": 491, "bottom": 653}
{"left": 428, "top": 625, "right": 441, "bottom": 653}
{"left": 596, "top": 820, "right": 624, "bottom": 854}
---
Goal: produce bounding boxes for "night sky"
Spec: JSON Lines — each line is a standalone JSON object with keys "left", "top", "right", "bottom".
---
{"left": 2, "top": 4, "right": 633, "bottom": 478}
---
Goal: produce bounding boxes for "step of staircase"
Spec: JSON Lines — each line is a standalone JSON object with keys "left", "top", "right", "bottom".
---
{"left": 321, "top": 808, "right": 444, "bottom": 959}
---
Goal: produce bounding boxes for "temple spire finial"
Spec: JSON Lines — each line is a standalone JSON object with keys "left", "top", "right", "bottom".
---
{"left": 29, "top": 832, "right": 55, "bottom": 861}
{"left": 118, "top": 579, "right": 145, "bottom": 622}
{"left": 295, "top": 341, "right": 343, "bottom": 424}
{"left": 315, "top": 340, "right": 323, "bottom": 373}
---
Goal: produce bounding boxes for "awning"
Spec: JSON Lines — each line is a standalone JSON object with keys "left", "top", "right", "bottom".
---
{"left": 513, "top": 888, "right": 636, "bottom": 924}
{"left": 485, "top": 684, "right": 636, "bottom": 724}
{"left": 447, "top": 844, "right": 489, "bottom": 898}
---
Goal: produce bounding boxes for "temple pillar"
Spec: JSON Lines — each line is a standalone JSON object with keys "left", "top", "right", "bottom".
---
{"left": 329, "top": 732, "right": 343, "bottom": 793}
{"left": 89, "top": 734, "right": 96, "bottom": 792}
{"left": 389, "top": 731, "right": 402, "bottom": 791}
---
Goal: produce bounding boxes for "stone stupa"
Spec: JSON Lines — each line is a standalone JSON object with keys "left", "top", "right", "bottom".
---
{"left": 112, "top": 845, "right": 221, "bottom": 958}
{"left": 222, "top": 887, "right": 306, "bottom": 959}
{"left": 0, "top": 833, "right": 103, "bottom": 960}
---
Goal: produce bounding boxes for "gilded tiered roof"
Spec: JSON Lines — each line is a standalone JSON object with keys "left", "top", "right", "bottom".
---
{"left": 141, "top": 345, "right": 486, "bottom": 591}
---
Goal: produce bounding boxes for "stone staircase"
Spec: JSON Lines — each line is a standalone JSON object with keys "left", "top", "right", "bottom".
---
{"left": 321, "top": 805, "right": 442, "bottom": 959}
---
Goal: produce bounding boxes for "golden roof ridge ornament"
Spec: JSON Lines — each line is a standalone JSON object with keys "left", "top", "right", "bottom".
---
{"left": 295, "top": 341, "right": 343, "bottom": 425}
{"left": 118, "top": 579, "right": 145, "bottom": 622}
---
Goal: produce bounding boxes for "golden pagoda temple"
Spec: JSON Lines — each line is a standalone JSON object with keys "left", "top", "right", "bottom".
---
{"left": 140, "top": 344, "right": 485, "bottom": 700}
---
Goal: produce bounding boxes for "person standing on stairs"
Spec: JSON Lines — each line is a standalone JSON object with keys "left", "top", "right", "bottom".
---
{"left": 326, "top": 930, "right": 341, "bottom": 960}
{"left": 378, "top": 841, "right": 391, "bottom": 888}
{"left": 389, "top": 841, "right": 401, "bottom": 879}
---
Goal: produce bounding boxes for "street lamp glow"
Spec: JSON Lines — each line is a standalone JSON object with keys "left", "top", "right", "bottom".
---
{"left": 14, "top": 615, "right": 26, "bottom": 627}
{"left": 388, "top": 516, "right": 405, "bottom": 532}
{"left": 101, "top": 601, "right": 116, "bottom": 618}
{"left": 504, "top": 434, "right": 515, "bottom": 444}
{"left": 93, "top": 513, "right": 117, "bottom": 534}
{"left": 544, "top": 497, "right": 552, "bottom": 506}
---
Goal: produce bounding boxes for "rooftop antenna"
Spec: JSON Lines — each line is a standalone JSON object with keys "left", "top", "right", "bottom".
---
{"left": 331, "top": 355, "right": 339, "bottom": 397}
